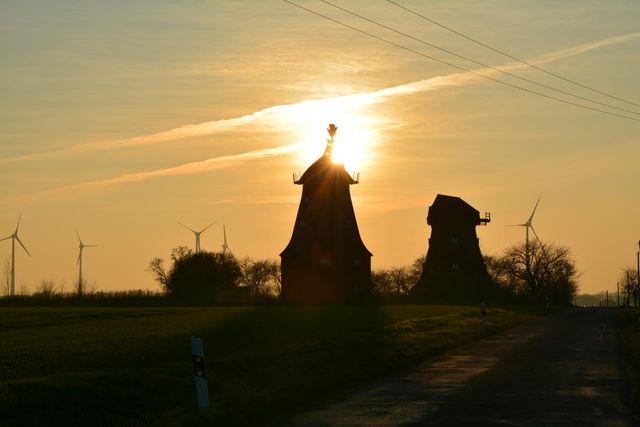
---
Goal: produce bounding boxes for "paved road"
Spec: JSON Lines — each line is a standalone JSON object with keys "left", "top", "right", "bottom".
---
{"left": 287, "top": 309, "right": 636, "bottom": 426}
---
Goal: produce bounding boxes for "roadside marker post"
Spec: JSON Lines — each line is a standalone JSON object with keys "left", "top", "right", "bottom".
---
{"left": 191, "top": 337, "right": 210, "bottom": 411}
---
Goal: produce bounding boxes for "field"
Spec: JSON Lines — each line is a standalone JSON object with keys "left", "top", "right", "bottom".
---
{"left": 0, "top": 305, "right": 532, "bottom": 426}
{"left": 619, "top": 307, "right": 640, "bottom": 420}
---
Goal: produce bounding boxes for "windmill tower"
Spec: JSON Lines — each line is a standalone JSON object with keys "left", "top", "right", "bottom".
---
{"left": 412, "top": 194, "right": 493, "bottom": 301}
{"left": 509, "top": 197, "right": 543, "bottom": 272}
{"left": 0, "top": 216, "right": 31, "bottom": 296}
{"left": 221, "top": 224, "right": 230, "bottom": 255}
{"left": 75, "top": 229, "right": 97, "bottom": 296}
{"left": 280, "top": 124, "right": 372, "bottom": 303}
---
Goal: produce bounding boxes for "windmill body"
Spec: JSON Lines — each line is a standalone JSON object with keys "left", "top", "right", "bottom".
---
{"left": 1, "top": 217, "right": 31, "bottom": 296}
{"left": 179, "top": 220, "right": 218, "bottom": 253}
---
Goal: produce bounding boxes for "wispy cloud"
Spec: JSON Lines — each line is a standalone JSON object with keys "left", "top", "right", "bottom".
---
{"left": 3, "top": 31, "right": 637, "bottom": 165}
{"left": 5, "top": 32, "right": 639, "bottom": 205}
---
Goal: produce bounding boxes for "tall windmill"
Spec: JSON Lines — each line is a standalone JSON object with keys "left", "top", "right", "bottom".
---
{"left": 179, "top": 220, "right": 218, "bottom": 253}
{"left": 221, "top": 224, "right": 230, "bottom": 255}
{"left": 76, "top": 229, "right": 97, "bottom": 296}
{"left": 509, "top": 197, "right": 543, "bottom": 269}
{"left": 0, "top": 216, "right": 31, "bottom": 296}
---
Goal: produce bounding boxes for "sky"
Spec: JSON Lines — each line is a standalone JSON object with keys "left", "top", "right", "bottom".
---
{"left": 1, "top": 0, "right": 639, "bottom": 295}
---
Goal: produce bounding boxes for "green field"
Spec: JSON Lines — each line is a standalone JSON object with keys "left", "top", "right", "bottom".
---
{"left": 0, "top": 305, "right": 531, "bottom": 426}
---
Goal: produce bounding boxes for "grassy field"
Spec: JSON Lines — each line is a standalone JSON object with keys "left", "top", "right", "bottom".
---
{"left": 619, "top": 307, "right": 640, "bottom": 421}
{"left": 0, "top": 305, "right": 533, "bottom": 426}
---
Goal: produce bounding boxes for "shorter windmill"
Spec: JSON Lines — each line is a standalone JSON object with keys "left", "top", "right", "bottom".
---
{"left": 179, "top": 220, "right": 218, "bottom": 253}
{"left": 221, "top": 224, "right": 230, "bottom": 255}
{"left": 76, "top": 229, "right": 97, "bottom": 296}
{"left": 509, "top": 197, "right": 543, "bottom": 269}
{"left": 0, "top": 216, "right": 31, "bottom": 296}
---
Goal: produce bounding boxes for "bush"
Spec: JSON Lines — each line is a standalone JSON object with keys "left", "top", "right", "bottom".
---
{"left": 164, "top": 251, "right": 241, "bottom": 302}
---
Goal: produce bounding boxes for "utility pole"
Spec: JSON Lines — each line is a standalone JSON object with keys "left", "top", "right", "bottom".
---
{"left": 606, "top": 289, "right": 609, "bottom": 307}
{"left": 617, "top": 281, "right": 620, "bottom": 307}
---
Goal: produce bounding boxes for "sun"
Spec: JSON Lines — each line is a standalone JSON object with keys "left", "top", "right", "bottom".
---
{"left": 280, "top": 94, "right": 380, "bottom": 172}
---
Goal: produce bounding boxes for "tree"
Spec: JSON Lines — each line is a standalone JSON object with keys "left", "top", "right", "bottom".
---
{"left": 164, "top": 250, "right": 241, "bottom": 302}
{"left": 239, "top": 257, "right": 281, "bottom": 297}
{"left": 35, "top": 279, "right": 58, "bottom": 299}
{"left": 488, "top": 241, "right": 579, "bottom": 305}
{"left": 619, "top": 267, "right": 639, "bottom": 306}
{"left": 371, "top": 255, "right": 424, "bottom": 296}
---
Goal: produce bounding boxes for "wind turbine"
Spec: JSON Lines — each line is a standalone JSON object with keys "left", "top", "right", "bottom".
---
{"left": 0, "top": 216, "right": 31, "bottom": 296}
{"left": 179, "top": 220, "right": 218, "bottom": 253}
{"left": 221, "top": 224, "right": 230, "bottom": 255}
{"left": 76, "top": 229, "right": 97, "bottom": 296}
{"left": 509, "top": 197, "right": 543, "bottom": 268}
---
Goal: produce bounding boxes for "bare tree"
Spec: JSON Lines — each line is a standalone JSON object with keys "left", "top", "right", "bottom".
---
{"left": 240, "top": 257, "right": 280, "bottom": 296}
{"left": 619, "top": 267, "right": 639, "bottom": 306}
{"left": 147, "top": 257, "right": 169, "bottom": 288}
{"left": 491, "top": 241, "right": 579, "bottom": 305}
{"left": 35, "top": 279, "right": 57, "bottom": 299}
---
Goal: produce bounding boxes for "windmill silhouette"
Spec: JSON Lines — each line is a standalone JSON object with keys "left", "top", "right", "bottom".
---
{"left": 0, "top": 215, "right": 31, "bottom": 295}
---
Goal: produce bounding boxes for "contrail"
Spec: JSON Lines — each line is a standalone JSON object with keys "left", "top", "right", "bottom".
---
{"left": 5, "top": 32, "right": 639, "bottom": 205}
{"left": 2, "top": 31, "right": 638, "bottom": 165}
{"left": 8, "top": 143, "right": 305, "bottom": 204}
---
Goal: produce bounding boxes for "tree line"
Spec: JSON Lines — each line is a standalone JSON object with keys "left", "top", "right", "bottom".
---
{"left": 144, "top": 239, "right": 581, "bottom": 306}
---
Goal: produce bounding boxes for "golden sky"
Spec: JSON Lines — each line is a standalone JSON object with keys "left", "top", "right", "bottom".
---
{"left": 1, "top": 0, "right": 639, "bottom": 294}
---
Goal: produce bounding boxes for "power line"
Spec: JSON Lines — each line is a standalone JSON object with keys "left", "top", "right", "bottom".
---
{"left": 386, "top": 0, "right": 640, "bottom": 109}
{"left": 320, "top": 0, "right": 640, "bottom": 117}
{"left": 282, "top": 0, "right": 640, "bottom": 123}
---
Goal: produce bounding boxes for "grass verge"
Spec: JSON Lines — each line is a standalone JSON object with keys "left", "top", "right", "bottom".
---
{"left": 0, "top": 305, "right": 533, "bottom": 426}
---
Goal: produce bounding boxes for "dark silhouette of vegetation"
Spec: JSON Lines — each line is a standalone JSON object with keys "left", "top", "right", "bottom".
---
{"left": 619, "top": 267, "right": 639, "bottom": 306}
{"left": 153, "top": 247, "right": 242, "bottom": 302}
{"left": 485, "top": 240, "right": 579, "bottom": 305}
{"left": 239, "top": 257, "right": 281, "bottom": 297}
{"left": 371, "top": 256, "right": 423, "bottom": 296}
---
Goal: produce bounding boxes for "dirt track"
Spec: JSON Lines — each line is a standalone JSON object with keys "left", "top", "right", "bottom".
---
{"left": 287, "top": 308, "right": 636, "bottom": 426}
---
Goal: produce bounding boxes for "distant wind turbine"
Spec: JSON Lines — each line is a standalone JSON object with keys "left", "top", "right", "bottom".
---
{"left": 179, "top": 220, "right": 218, "bottom": 253}
{"left": 222, "top": 224, "right": 230, "bottom": 255}
{"left": 0, "top": 215, "right": 31, "bottom": 296}
{"left": 509, "top": 197, "right": 543, "bottom": 267}
{"left": 76, "top": 229, "right": 97, "bottom": 296}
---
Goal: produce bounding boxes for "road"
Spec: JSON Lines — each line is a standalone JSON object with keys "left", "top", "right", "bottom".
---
{"left": 286, "top": 308, "right": 636, "bottom": 426}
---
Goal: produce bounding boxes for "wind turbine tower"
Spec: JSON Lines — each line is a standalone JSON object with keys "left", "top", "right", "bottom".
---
{"left": 0, "top": 216, "right": 31, "bottom": 296}
{"left": 222, "top": 224, "right": 230, "bottom": 255}
{"left": 179, "top": 220, "right": 218, "bottom": 253}
{"left": 76, "top": 229, "right": 97, "bottom": 296}
{"left": 510, "top": 197, "right": 543, "bottom": 269}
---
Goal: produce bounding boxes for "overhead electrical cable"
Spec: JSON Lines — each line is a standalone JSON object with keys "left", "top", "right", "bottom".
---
{"left": 319, "top": 0, "right": 639, "bottom": 117}
{"left": 386, "top": 0, "right": 640, "bottom": 108}
{"left": 282, "top": 0, "right": 640, "bottom": 123}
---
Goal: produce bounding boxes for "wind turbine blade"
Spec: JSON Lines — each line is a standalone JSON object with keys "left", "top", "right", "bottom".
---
{"left": 178, "top": 222, "right": 196, "bottom": 233}
{"left": 16, "top": 236, "right": 31, "bottom": 257}
{"left": 200, "top": 220, "right": 219, "bottom": 233}
{"left": 75, "top": 228, "right": 83, "bottom": 244}
{"left": 530, "top": 226, "right": 543, "bottom": 247}
{"left": 14, "top": 214, "right": 22, "bottom": 234}
{"left": 85, "top": 244, "right": 98, "bottom": 248}
{"left": 527, "top": 197, "right": 541, "bottom": 223}
{"left": 506, "top": 224, "right": 527, "bottom": 227}
{"left": 0, "top": 235, "right": 12, "bottom": 242}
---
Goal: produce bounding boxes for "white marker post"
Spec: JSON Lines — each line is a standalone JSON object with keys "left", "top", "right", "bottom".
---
{"left": 191, "top": 337, "right": 210, "bottom": 411}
